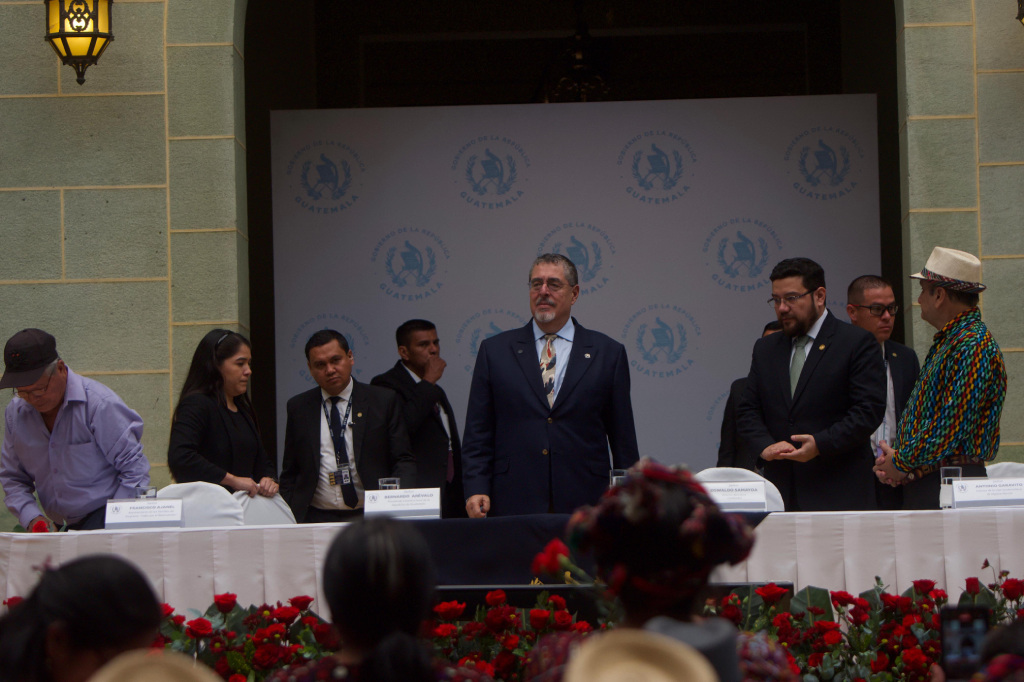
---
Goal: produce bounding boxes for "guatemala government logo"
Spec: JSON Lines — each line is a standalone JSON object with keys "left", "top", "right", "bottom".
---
{"left": 701, "top": 218, "right": 785, "bottom": 293}
{"left": 536, "top": 222, "right": 617, "bottom": 296}
{"left": 370, "top": 227, "right": 450, "bottom": 302}
{"left": 784, "top": 126, "right": 864, "bottom": 200}
{"left": 288, "top": 313, "right": 371, "bottom": 383}
{"left": 454, "top": 309, "right": 529, "bottom": 373}
{"left": 621, "top": 305, "right": 702, "bottom": 379}
{"left": 616, "top": 131, "right": 697, "bottom": 205}
{"left": 451, "top": 135, "right": 531, "bottom": 210}
{"left": 284, "top": 140, "right": 366, "bottom": 214}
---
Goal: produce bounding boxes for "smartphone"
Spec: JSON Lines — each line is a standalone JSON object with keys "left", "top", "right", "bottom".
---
{"left": 940, "top": 605, "right": 991, "bottom": 681}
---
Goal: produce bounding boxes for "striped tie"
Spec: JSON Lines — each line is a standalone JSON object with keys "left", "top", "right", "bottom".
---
{"left": 541, "top": 333, "right": 557, "bottom": 407}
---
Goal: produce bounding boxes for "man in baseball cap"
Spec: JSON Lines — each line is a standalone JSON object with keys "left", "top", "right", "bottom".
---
{"left": 0, "top": 329, "right": 150, "bottom": 530}
{"left": 873, "top": 247, "right": 1006, "bottom": 509}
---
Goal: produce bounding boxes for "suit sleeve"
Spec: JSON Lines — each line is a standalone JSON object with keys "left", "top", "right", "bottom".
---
{"left": 279, "top": 397, "right": 302, "bottom": 503}
{"left": 461, "top": 341, "right": 496, "bottom": 499}
{"left": 736, "top": 346, "right": 776, "bottom": 459}
{"left": 374, "top": 371, "right": 447, "bottom": 437}
{"left": 167, "top": 394, "right": 227, "bottom": 485}
{"left": 812, "top": 331, "right": 886, "bottom": 459}
{"left": 607, "top": 343, "right": 640, "bottom": 469}
{"left": 382, "top": 391, "right": 416, "bottom": 483}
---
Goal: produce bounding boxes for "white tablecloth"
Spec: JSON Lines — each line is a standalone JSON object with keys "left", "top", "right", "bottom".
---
{"left": 1, "top": 509, "right": 1022, "bottom": 613}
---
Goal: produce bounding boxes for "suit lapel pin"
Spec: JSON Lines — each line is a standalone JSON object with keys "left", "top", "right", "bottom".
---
{"left": 892, "top": 352, "right": 897, "bottom": 357}
{"left": 357, "top": 412, "right": 363, "bottom": 418}
{"left": 584, "top": 353, "right": 591, "bottom": 358}
{"left": 517, "top": 349, "right": 523, "bottom": 354}
{"left": 818, "top": 344, "right": 825, "bottom": 351}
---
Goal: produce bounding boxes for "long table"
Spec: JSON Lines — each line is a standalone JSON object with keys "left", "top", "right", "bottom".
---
{"left": 1, "top": 509, "right": 1021, "bottom": 614}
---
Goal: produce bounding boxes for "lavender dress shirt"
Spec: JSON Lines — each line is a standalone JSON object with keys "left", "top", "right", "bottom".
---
{"left": 0, "top": 367, "right": 150, "bottom": 527}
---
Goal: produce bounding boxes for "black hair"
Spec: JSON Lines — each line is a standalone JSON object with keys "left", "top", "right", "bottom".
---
{"left": 847, "top": 275, "right": 893, "bottom": 304}
{"left": 304, "top": 329, "right": 350, "bottom": 360}
{"left": 761, "top": 320, "right": 782, "bottom": 336}
{"left": 323, "top": 518, "right": 436, "bottom": 682}
{"left": 0, "top": 555, "right": 161, "bottom": 682}
{"left": 981, "top": 620, "right": 1024, "bottom": 662}
{"left": 770, "top": 257, "right": 826, "bottom": 293}
{"left": 172, "top": 329, "right": 258, "bottom": 429}
{"left": 395, "top": 320, "right": 436, "bottom": 349}
{"left": 530, "top": 253, "right": 579, "bottom": 288}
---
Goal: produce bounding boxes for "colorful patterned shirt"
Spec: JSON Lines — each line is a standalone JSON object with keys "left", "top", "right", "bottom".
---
{"left": 892, "top": 308, "right": 1006, "bottom": 471}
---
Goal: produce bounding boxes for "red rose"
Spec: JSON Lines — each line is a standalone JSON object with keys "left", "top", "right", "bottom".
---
{"left": 214, "top": 593, "right": 237, "bottom": 614}
{"left": 172, "top": 615, "right": 185, "bottom": 627}
{"left": 214, "top": 656, "right": 230, "bottom": 676}
{"left": 755, "top": 583, "right": 788, "bottom": 605}
{"left": 814, "top": 620, "right": 840, "bottom": 632}
{"left": 186, "top": 618, "right": 213, "bottom": 638}
{"left": 806, "top": 605, "right": 825, "bottom": 616}
{"left": 253, "top": 644, "right": 282, "bottom": 669}
{"left": 848, "top": 607, "right": 870, "bottom": 626}
{"left": 272, "top": 606, "right": 300, "bottom": 625}
{"left": 289, "top": 595, "right": 314, "bottom": 611}
{"left": 150, "top": 633, "right": 170, "bottom": 648}
{"left": 871, "top": 652, "right": 890, "bottom": 673}
{"left": 313, "top": 623, "right": 339, "bottom": 649}
{"left": 462, "top": 621, "right": 486, "bottom": 638}
{"left": 572, "top": 621, "right": 593, "bottom": 634}
{"left": 1002, "top": 578, "right": 1024, "bottom": 601}
{"left": 433, "top": 623, "right": 458, "bottom": 638}
{"left": 922, "top": 639, "right": 941, "bottom": 657}
{"left": 485, "top": 605, "right": 518, "bottom": 632}
{"left": 530, "top": 608, "right": 551, "bottom": 630}
{"left": 29, "top": 519, "right": 50, "bottom": 533}
{"left": 485, "top": 590, "right": 507, "bottom": 606}
{"left": 548, "top": 594, "right": 567, "bottom": 611}
{"left": 772, "top": 613, "right": 791, "bottom": 628}
{"left": 229, "top": 675, "right": 247, "bottom": 682}
{"left": 492, "top": 650, "right": 518, "bottom": 677}
{"left": 160, "top": 603, "right": 174, "bottom": 618}
{"left": 553, "top": 610, "right": 573, "bottom": 630}
{"left": 301, "top": 616, "right": 318, "bottom": 627}
{"left": 3, "top": 596, "right": 24, "bottom": 609}
{"left": 808, "top": 653, "right": 824, "bottom": 668}
{"left": 830, "top": 590, "right": 856, "bottom": 607}
{"left": 853, "top": 598, "right": 870, "bottom": 609}
{"left": 434, "top": 600, "right": 467, "bottom": 620}
{"left": 912, "top": 579, "right": 936, "bottom": 595}
{"left": 900, "top": 648, "right": 930, "bottom": 673}
{"left": 786, "top": 651, "right": 801, "bottom": 677}
{"left": 720, "top": 604, "right": 742, "bottom": 625}
{"left": 929, "top": 589, "right": 948, "bottom": 604}
{"left": 966, "top": 577, "right": 981, "bottom": 595}
{"left": 502, "top": 634, "right": 520, "bottom": 650}
{"left": 822, "top": 630, "right": 842, "bottom": 646}
{"left": 531, "top": 539, "right": 569, "bottom": 576}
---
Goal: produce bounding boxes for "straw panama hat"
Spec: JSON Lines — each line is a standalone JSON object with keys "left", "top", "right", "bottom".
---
{"left": 564, "top": 628, "right": 718, "bottom": 682}
{"left": 90, "top": 650, "right": 223, "bottom": 682}
{"left": 910, "top": 246, "right": 986, "bottom": 293}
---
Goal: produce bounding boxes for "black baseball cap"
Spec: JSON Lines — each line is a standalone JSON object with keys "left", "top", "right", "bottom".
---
{"left": 0, "top": 329, "right": 59, "bottom": 390}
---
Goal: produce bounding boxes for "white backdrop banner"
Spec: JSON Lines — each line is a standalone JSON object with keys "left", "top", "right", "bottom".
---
{"left": 270, "top": 96, "right": 880, "bottom": 472}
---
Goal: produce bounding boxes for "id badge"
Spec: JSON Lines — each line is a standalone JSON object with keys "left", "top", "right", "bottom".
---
{"left": 328, "top": 465, "right": 352, "bottom": 487}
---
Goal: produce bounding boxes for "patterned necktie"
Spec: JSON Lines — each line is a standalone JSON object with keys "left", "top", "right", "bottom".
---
{"left": 329, "top": 396, "right": 358, "bottom": 508}
{"left": 540, "top": 333, "right": 558, "bottom": 407}
{"left": 789, "top": 335, "right": 810, "bottom": 395}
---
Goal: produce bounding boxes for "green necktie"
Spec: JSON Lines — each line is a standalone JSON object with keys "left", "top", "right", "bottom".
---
{"left": 789, "top": 335, "right": 810, "bottom": 395}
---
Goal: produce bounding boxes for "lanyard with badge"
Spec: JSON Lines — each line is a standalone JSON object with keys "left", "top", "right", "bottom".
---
{"left": 322, "top": 397, "right": 354, "bottom": 488}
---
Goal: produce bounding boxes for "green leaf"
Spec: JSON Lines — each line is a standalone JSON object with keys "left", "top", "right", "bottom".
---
{"left": 791, "top": 586, "right": 835, "bottom": 622}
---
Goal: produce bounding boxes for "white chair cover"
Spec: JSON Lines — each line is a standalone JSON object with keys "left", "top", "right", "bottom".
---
{"left": 694, "top": 467, "right": 785, "bottom": 512}
{"left": 156, "top": 482, "right": 245, "bottom": 527}
{"left": 233, "top": 492, "right": 297, "bottom": 525}
{"left": 985, "top": 461, "right": 1024, "bottom": 479}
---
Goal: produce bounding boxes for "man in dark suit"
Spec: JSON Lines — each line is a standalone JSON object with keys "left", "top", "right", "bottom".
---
{"left": 371, "top": 319, "right": 466, "bottom": 518}
{"left": 846, "top": 275, "right": 921, "bottom": 510}
{"left": 461, "top": 253, "right": 640, "bottom": 518}
{"left": 280, "top": 329, "right": 415, "bottom": 523}
{"left": 736, "top": 257, "right": 886, "bottom": 511}
{"left": 717, "top": 320, "right": 782, "bottom": 470}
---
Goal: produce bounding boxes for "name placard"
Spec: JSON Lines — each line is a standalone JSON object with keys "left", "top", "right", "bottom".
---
{"left": 364, "top": 488, "right": 441, "bottom": 519}
{"left": 105, "top": 499, "right": 183, "bottom": 529}
{"left": 701, "top": 481, "right": 767, "bottom": 511}
{"left": 952, "top": 478, "right": 1024, "bottom": 508}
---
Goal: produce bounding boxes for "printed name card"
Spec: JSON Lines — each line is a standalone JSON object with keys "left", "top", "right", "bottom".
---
{"left": 364, "top": 488, "right": 441, "bottom": 519}
{"left": 952, "top": 478, "right": 1024, "bottom": 509}
{"left": 105, "top": 499, "right": 183, "bottom": 529}
{"left": 701, "top": 481, "right": 767, "bottom": 511}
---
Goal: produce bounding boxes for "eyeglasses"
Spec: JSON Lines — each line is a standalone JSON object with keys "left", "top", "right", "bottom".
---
{"left": 852, "top": 303, "right": 899, "bottom": 317}
{"left": 767, "top": 291, "right": 813, "bottom": 308}
{"left": 530, "top": 278, "right": 568, "bottom": 293}
{"left": 15, "top": 371, "right": 54, "bottom": 400}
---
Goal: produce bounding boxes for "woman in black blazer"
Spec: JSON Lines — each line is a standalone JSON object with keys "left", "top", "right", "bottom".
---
{"left": 168, "top": 329, "right": 278, "bottom": 497}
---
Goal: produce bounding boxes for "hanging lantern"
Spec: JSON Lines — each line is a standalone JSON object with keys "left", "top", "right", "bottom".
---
{"left": 44, "top": 0, "right": 114, "bottom": 85}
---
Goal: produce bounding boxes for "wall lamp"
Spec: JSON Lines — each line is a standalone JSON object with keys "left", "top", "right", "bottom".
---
{"left": 44, "top": 0, "right": 114, "bottom": 85}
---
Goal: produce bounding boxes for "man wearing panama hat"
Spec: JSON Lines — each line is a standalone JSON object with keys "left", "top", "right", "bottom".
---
{"left": 874, "top": 247, "right": 1006, "bottom": 509}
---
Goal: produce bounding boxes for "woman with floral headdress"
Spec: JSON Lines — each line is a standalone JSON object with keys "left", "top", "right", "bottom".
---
{"left": 524, "top": 457, "right": 796, "bottom": 682}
